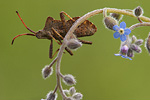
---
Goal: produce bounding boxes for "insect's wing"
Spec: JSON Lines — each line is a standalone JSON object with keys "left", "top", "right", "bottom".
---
{"left": 67, "top": 17, "right": 97, "bottom": 37}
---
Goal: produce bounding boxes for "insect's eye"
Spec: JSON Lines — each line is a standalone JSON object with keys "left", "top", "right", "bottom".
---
{"left": 38, "top": 30, "right": 43, "bottom": 34}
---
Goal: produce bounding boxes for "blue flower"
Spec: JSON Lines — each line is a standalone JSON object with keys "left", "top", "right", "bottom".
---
{"left": 113, "top": 22, "right": 131, "bottom": 42}
{"left": 114, "top": 54, "right": 132, "bottom": 60}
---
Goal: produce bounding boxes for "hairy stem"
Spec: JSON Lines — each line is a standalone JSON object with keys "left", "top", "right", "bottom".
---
{"left": 137, "top": 17, "right": 143, "bottom": 23}
{"left": 56, "top": 74, "right": 67, "bottom": 99}
{"left": 48, "top": 57, "right": 57, "bottom": 69}
{"left": 129, "top": 22, "right": 150, "bottom": 30}
{"left": 103, "top": 8, "right": 107, "bottom": 17}
{"left": 106, "top": 8, "right": 150, "bottom": 22}
{"left": 53, "top": 84, "right": 58, "bottom": 94}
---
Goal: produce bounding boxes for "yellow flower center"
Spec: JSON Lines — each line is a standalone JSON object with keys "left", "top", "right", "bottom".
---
{"left": 119, "top": 28, "right": 124, "bottom": 35}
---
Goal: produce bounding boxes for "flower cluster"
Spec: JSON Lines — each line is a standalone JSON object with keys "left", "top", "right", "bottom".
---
{"left": 115, "top": 35, "right": 143, "bottom": 60}
{"left": 63, "top": 87, "right": 83, "bottom": 100}
{"left": 103, "top": 6, "right": 150, "bottom": 60}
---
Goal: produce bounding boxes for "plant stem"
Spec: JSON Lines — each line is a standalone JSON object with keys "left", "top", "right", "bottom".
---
{"left": 48, "top": 57, "right": 57, "bottom": 69}
{"left": 103, "top": 8, "right": 107, "bottom": 17}
{"left": 129, "top": 22, "right": 150, "bottom": 30}
{"left": 106, "top": 8, "right": 150, "bottom": 22}
{"left": 53, "top": 84, "right": 58, "bottom": 94}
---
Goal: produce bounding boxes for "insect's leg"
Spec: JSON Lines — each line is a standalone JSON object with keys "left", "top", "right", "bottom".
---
{"left": 57, "top": 37, "right": 74, "bottom": 56}
{"left": 60, "top": 12, "right": 67, "bottom": 33}
{"left": 51, "top": 27, "right": 64, "bottom": 40}
{"left": 48, "top": 31, "right": 62, "bottom": 45}
{"left": 50, "top": 43, "right": 73, "bottom": 57}
{"left": 60, "top": 12, "right": 66, "bottom": 25}
{"left": 51, "top": 28, "right": 73, "bottom": 56}
{"left": 49, "top": 39, "right": 65, "bottom": 59}
{"left": 57, "top": 38, "right": 73, "bottom": 56}
{"left": 60, "top": 11, "right": 75, "bottom": 33}
{"left": 65, "top": 47, "right": 73, "bottom": 56}
{"left": 51, "top": 49, "right": 60, "bottom": 59}
{"left": 60, "top": 11, "right": 75, "bottom": 21}
{"left": 78, "top": 39, "right": 92, "bottom": 45}
{"left": 49, "top": 39, "right": 53, "bottom": 59}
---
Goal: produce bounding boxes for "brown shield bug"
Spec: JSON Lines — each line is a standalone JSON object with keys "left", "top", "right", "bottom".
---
{"left": 12, "top": 11, "right": 97, "bottom": 59}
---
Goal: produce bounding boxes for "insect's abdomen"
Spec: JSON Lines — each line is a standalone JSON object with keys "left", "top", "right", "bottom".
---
{"left": 66, "top": 17, "right": 97, "bottom": 37}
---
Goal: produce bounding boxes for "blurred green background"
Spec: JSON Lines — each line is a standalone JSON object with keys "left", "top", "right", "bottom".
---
{"left": 1, "top": 0, "right": 150, "bottom": 100}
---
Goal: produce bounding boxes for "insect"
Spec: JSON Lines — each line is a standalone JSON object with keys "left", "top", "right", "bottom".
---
{"left": 12, "top": 11, "right": 97, "bottom": 59}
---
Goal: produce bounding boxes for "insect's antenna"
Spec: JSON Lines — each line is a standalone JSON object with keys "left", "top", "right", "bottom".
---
{"left": 16, "top": 11, "right": 35, "bottom": 33}
{"left": 11, "top": 33, "right": 35, "bottom": 45}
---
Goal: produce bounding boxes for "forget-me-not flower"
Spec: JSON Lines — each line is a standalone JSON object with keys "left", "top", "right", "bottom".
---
{"left": 113, "top": 22, "right": 131, "bottom": 42}
{"left": 114, "top": 45, "right": 132, "bottom": 60}
{"left": 114, "top": 54, "right": 132, "bottom": 60}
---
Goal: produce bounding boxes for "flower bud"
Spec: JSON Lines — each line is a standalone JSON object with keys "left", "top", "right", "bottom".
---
{"left": 121, "top": 45, "right": 129, "bottom": 54}
{"left": 131, "top": 35, "right": 137, "bottom": 43}
{"left": 72, "top": 93, "right": 83, "bottom": 100}
{"left": 130, "top": 44, "right": 142, "bottom": 53}
{"left": 135, "top": 39, "right": 143, "bottom": 46}
{"left": 104, "top": 16, "right": 118, "bottom": 30}
{"left": 145, "top": 33, "right": 150, "bottom": 53}
{"left": 69, "top": 87, "right": 76, "bottom": 95}
{"left": 127, "top": 49, "right": 134, "bottom": 57}
{"left": 65, "top": 97, "right": 73, "bottom": 100}
{"left": 63, "top": 74, "right": 76, "bottom": 86}
{"left": 46, "top": 91, "right": 57, "bottom": 100}
{"left": 110, "top": 13, "right": 123, "bottom": 21}
{"left": 134, "top": 6, "right": 143, "bottom": 17}
{"left": 66, "top": 39, "right": 82, "bottom": 50}
{"left": 42, "top": 65, "right": 53, "bottom": 79}
{"left": 63, "top": 89, "right": 70, "bottom": 96}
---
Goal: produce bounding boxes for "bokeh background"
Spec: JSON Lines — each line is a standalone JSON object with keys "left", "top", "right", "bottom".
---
{"left": 1, "top": 0, "right": 150, "bottom": 100}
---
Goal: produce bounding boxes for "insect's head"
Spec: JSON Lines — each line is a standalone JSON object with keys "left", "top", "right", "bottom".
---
{"left": 35, "top": 30, "right": 50, "bottom": 39}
